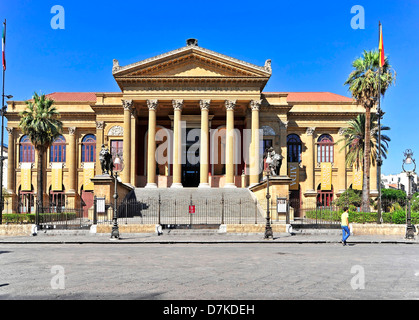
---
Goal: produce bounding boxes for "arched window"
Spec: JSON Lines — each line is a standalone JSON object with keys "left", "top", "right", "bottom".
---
{"left": 317, "top": 134, "right": 334, "bottom": 163}
{"left": 82, "top": 134, "right": 96, "bottom": 163}
{"left": 50, "top": 135, "right": 66, "bottom": 163}
{"left": 287, "top": 134, "right": 302, "bottom": 163}
{"left": 19, "top": 135, "right": 35, "bottom": 163}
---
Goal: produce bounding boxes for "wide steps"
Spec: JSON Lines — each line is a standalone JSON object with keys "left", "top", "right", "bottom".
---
{"left": 122, "top": 188, "right": 263, "bottom": 225}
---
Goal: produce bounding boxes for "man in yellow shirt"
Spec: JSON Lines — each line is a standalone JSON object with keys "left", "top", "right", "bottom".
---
{"left": 341, "top": 206, "right": 350, "bottom": 246}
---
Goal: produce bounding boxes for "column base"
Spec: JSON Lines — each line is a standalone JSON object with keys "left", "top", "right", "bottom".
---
{"left": 224, "top": 183, "right": 237, "bottom": 189}
{"left": 171, "top": 183, "right": 183, "bottom": 189}
{"left": 198, "top": 183, "right": 210, "bottom": 188}
{"left": 145, "top": 183, "right": 157, "bottom": 189}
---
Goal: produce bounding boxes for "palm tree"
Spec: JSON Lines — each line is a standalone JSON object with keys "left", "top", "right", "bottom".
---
{"left": 19, "top": 92, "right": 63, "bottom": 216}
{"left": 344, "top": 50, "right": 395, "bottom": 212}
{"left": 338, "top": 113, "right": 391, "bottom": 170}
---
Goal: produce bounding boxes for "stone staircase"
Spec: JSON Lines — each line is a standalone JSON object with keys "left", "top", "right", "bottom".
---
{"left": 124, "top": 188, "right": 265, "bottom": 226}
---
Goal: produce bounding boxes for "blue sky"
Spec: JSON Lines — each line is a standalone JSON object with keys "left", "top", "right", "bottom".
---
{"left": 1, "top": 0, "right": 418, "bottom": 175}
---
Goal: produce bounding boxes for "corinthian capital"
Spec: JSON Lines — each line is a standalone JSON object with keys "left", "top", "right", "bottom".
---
{"left": 199, "top": 99, "right": 211, "bottom": 111}
{"left": 225, "top": 100, "right": 237, "bottom": 111}
{"left": 249, "top": 100, "right": 262, "bottom": 111}
{"left": 96, "top": 121, "right": 105, "bottom": 130}
{"left": 147, "top": 99, "right": 158, "bottom": 111}
{"left": 172, "top": 99, "right": 184, "bottom": 111}
{"left": 68, "top": 127, "right": 76, "bottom": 135}
{"left": 306, "top": 127, "right": 316, "bottom": 136}
{"left": 122, "top": 99, "right": 133, "bottom": 111}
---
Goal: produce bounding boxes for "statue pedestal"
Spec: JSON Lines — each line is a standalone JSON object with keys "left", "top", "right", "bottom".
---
{"left": 249, "top": 176, "right": 292, "bottom": 221}
{"left": 90, "top": 174, "right": 134, "bottom": 205}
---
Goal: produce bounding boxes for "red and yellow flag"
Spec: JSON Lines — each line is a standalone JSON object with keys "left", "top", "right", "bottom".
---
{"left": 379, "top": 22, "right": 385, "bottom": 68}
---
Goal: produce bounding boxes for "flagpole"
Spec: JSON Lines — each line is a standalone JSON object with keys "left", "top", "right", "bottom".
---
{"left": 0, "top": 19, "right": 6, "bottom": 224}
{"left": 377, "top": 21, "right": 383, "bottom": 224}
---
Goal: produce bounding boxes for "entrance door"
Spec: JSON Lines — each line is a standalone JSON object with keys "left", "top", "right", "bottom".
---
{"left": 81, "top": 190, "right": 94, "bottom": 218}
{"left": 182, "top": 128, "right": 200, "bottom": 187}
{"left": 289, "top": 189, "right": 301, "bottom": 218}
{"left": 110, "top": 140, "right": 123, "bottom": 172}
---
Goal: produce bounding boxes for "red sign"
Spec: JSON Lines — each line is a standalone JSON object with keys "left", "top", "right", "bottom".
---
{"left": 189, "top": 205, "right": 195, "bottom": 214}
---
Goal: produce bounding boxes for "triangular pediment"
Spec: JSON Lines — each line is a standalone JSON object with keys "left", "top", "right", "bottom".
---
{"left": 113, "top": 45, "right": 272, "bottom": 79}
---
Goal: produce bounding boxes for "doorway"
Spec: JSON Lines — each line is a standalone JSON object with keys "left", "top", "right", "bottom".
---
{"left": 182, "top": 128, "right": 200, "bottom": 187}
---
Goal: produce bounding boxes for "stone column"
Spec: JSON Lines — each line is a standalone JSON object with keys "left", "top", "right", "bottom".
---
{"left": 6, "top": 127, "right": 16, "bottom": 209}
{"left": 224, "top": 100, "right": 237, "bottom": 188}
{"left": 67, "top": 127, "right": 77, "bottom": 193}
{"left": 304, "top": 127, "right": 316, "bottom": 192}
{"left": 122, "top": 100, "right": 133, "bottom": 184}
{"left": 279, "top": 119, "right": 288, "bottom": 176}
{"left": 171, "top": 99, "right": 184, "bottom": 188}
{"left": 145, "top": 99, "right": 158, "bottom": 188}
{"left": 130, "top": 109, "right": 137, "bottom": 186}
{"left": 336, "top": 128, "right": 347, "bottom": 194}
{"left": 66, "top": 127, "right": 77, "bottom": 207}
{"left": 95, "top": 121, "right": 104, "bottom": 175}
{"left": 199, "top": 100, "right": 211, "bottom": 188}
{"left": 249, "top": 100, "right": 261, "bottom": 186}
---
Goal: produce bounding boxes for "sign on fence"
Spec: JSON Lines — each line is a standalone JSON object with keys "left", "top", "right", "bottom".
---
{"left": 277, "top": 198, "right": 287, "bottom": 213}
{"left": 189, "top": 205, "right": 196, "bottom": 214}
{"left": 97, "top": 197, "right": 106, "bottom": 213}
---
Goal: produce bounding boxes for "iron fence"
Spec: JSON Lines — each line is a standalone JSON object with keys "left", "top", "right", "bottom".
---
{"left": 35, "top": 203, "right": 88, "bottom": 230}
{"left": 94, "top": 195, "right": 261, "bottom": 226}
{"left": 288, "top": 199, "right": 419, "bottom": 226}
{"left": 5, "top": 195, "right": 418, "bottom": 229}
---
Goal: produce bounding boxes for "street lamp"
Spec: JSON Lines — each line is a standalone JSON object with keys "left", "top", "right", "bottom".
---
{"left": 264, "top": 155, "right": 273, "bottom": 240}
{"left": 402, "top": 149, "right": 416, "bottom": 239}
{"left": 110, "top": 153, "right": 123, "bottom": 240}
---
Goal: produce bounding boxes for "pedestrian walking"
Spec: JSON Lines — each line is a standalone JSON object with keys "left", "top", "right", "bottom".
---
{"left": 341, "top": 206, "right": 350, "bottom": 246}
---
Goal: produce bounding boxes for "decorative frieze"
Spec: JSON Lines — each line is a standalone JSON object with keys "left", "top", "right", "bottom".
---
{"left": 107, "top": 125, "right": 124, "bottom": 137}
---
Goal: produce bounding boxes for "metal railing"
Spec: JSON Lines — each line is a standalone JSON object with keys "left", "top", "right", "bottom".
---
{"left": 94, "top": 195, "right": 261, "bottom": 226}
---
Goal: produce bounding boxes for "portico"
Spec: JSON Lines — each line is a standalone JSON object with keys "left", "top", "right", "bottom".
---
{"left": 109, "top": 38, "right": 271, "bottom": 189}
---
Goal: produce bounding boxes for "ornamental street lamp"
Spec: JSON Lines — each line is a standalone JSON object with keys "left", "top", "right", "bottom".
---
{"left": 264, "top": 155, "right": 273, "bottom": 240}
{"left": 402, "top": 149, "right": 416, "bottom": 240}
{"left": 0, "top": 94, "right": 12, "bottom": 225}
{"left": 110, "top": 153, "right": 123, "bottom": 240}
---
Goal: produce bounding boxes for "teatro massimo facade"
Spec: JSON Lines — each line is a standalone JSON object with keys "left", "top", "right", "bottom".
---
{"left": 5, "top": 39, "right": 377, "bottom": 216}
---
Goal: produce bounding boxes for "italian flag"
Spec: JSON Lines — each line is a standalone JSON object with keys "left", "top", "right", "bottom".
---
{"left": 2, "top": 20, "right": 5, "bottom": 71}
{"left": 379, "top": 22, "right": 384, "bottom": 68}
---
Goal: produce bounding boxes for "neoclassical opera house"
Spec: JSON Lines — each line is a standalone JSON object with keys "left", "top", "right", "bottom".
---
{"left": 5, "top": 39, "right": 376, "bottom": 217}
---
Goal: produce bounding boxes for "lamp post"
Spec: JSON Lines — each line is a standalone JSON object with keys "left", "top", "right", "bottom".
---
{"left": 110, "top": 153, "right": 123, "bottom": 240}
{"left": 264, "top": 155, "right": 273, "bottom": 240}
{"left": 402, "top": 149, "right": 416, "bottom": 240}
{"left": 0, "top": 93, "right": 12, "bottom": 224}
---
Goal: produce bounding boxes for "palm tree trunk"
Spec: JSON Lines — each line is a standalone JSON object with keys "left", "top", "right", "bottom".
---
{"left": 362, "top": 106, "right": 372, "bottom": 212}
{"left": 36, "top": 146, "right": 45, "bottom": 212}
